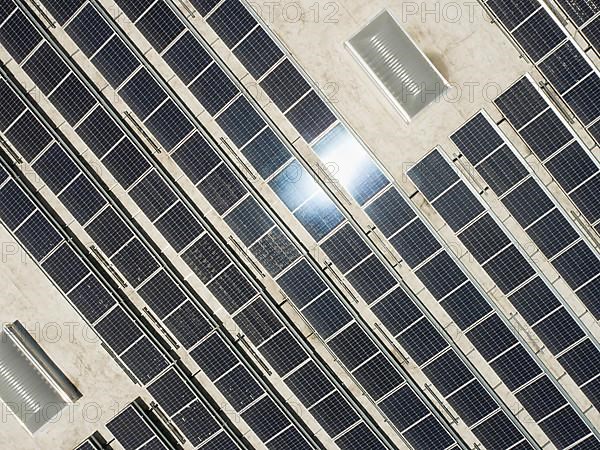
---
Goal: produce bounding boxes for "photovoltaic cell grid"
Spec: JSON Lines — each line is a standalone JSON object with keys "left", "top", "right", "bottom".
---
{"left": 494, "top": 75, "right": 600, "bottom": 237}
{"left": 5, "top": 3, "right": 394, "bottom": 449}
{"left": 551, "top": 0, "right": 600, "bottom": 53}
{"left": 0, "top": 9, "right": 317, "bottom": 449}
{"left": 39, "top": 1, "right": 488, "bottom": 448}
{"left": 450, "top": 109, "right": 600, "bottom": 324}
{"left": 408, "top": 148, "right": 600, "bottom": 429}
{"left": 482, "top": 0, "right": 600, "bottom": 142}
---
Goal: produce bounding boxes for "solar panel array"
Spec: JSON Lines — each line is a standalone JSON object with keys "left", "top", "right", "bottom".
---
{"left": 495, "top": 75, "right": 600, "bottom": 243}
{"left": 482, "top": 0, "right": 600, "bottom": 143}
{"left": 1, "top": 0, "right": 598, "bottom": 448}
{"left": 452, "top": 107, "right": 600, "bottom": 322}
{"left": 34, "top": 2, "right": 473, "bottom": 448}
{"left": 408, "top": 147, "right": 600, "bottom": 447}
{"left": 0, "top": 5, "right": 338, "bottom": 449}
{"left": 55, "top": 0, "right": 567, "bottom": 448}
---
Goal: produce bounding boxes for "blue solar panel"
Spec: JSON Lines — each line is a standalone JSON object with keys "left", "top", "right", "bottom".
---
{"left": 65, "top": 4, "right": 113, "bottom": 57}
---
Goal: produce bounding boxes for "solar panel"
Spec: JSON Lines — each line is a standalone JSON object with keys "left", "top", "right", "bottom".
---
{"left": 135, "top": 1, "right": 184, "bottom": 52}
{"left": 119, "top": 69, "right": 167, "bottom": 120}
{"left": 321, "top": 224, "right": 370, "bottom": 272}
{"left": 5, "top": 111, "right": 53, "bottom": 162}
{"left": 207, "top": 0, "right": 257, "bottom": 48}
{"left": 563, "top": 73, "right": 600, "bottom": 124}
{"left": 85, "top": 207, "right": 133, "bottom": 257}
{"left": 407, "top": 150, "right": 458, "bottom": 200}
{"left": 370, "top": 287, "right": 421, "bottom": 335}
{"left": 485, "top": 0, "right": 539, "bottom": 29}
{"left": 190, "top": 0, "right": 221, "bottom": 16}
{"left": 32, "top": 143, "right": 80, "bottom": 194}
{"left": 249, "top": 227, "right": 300, "bottom": 276}
{"left": 76, "top": 107, "right": 124, "bottom": 158}
{"left": 170, "top": 133, "right": 222, "bottom": 184}
{"left": 172, "top": 400, "right": 221, "bottom": 446}
{"left": 422, "top": 350, "right": 473, "bottom": 396}
{"left": 58, "top": 176, "right": 106, "bottom": 224}
{"left": 532, "top": 308, "right": 584, "bottom": 354}
{"left": 233, "top": 298, "right": 282, "bottom": 346}
{"left": 41, "top": 243, "right": 89, "bottom": 293}
{"left": 189, "top": 64, "right": 239, "bottom": 116}
{"left": 555, "top": 0, "right": 599, "bottom": 26}
{"left": 364, "top": 187, "right": 416, "bottom": 238}
{"left": 189, "top": 334, "right": 239, "bottom": 380}
{"left": 240, "top": 129, "right": 290, "bottom": 179}
{"left": 336, "top": 423, "right": 386, "bottom": 450}
{"left": 494, "top": 78, "right": 547, "bottom": 129}
{"left": 153, "top": 202, "right": 204, "bottom": 252}
{"left": 482, "top": 245, "right": 535, "bottom": 293}
{"left": 199, "top": 431, "right": 240, "bottom": 450}
{"left": 269, "top": 160, "right": 319, "bottom": 210}
{"left": 22, "top": 42, "right": 69, "bottom": 95}
{"left": 558, "top": 339, "right": 600, "bottom": 385}
{"left": 181, "top": 234, "right": 231, "bottom": 284}
{"left": 216, "top": 97, "right": 266, "bottom": 147}
{"left": 388, "top": 219, "right": 440, "bottom": 267}
{"left": 396, "top": 318, "right": 448, "bottom": 365}
{"left": 67, "top": 274, "right": 116, "bottom": 323}
{"left": 163, "top": 32, "right": 212, "bottom": 84}
{"left": 65, "top": 4, "right": 113, "bottom": 57}
{"left": 415, "top": 251, "right": 467, "bottom": 299}
{"left": 327, "top": 323, "right": 379, "bottom": 370}
{"left": 344, "top": 254, "right": 397, "bottom": 304}
{"left": 432, "top": 182, "right": 485, "bottom": 232}
{"left": 260, "top": 59, "right": 311, "bottom": 112}
{"left": 163, "top": 301, "right": 212, "bottom": 349}
{"left": 129, "top": 171, "right": 178, "bottom": 221}
{"left": 300, "top": 291, "right": 352, "bottom": 339}
{"left": 450, "top": 113, "right": 503, "bottom": 163}
{"left": 539, "top": 405, "right": 591, "bottom": 448}
{"left": 214, "top": 365, "right": 263, "bottom": 410}
{"left": 106, "top": 405, "right": 154, "bottom": 449}
{"left": 472, "top": 412, "right": 523, "bottom": 449}
{"left": 232, "top": 27, "right": 283, "bottom": 79}
{"left": 570, "top": 173, "right": 600, "bottom": 223}
{"left": 518, "top": 110, "right": 572, "bottom": 161}
{"left": 224, "top": 196, "right": 274, "bottom": 246}
{"left": 440, "top": 282, "right": 492, "bottom": 329}
{"left": 466, "top": 314, "right": 517, "bottom": 361}
{"left": 508, "top": 277, "right": 561, "bottom": 324}
{"left": 488, "top": 345, "right": 542, "bottom": 390}
{"left": 0, "top": 82, "right": 25, "bottom": 131}
{"left": 258, "top": 328, "right": 308, "bottom": 376}
{"left": 552, "top": 240, "right": 600, "bottom": 288}
{"left": 545, "top": 141, "right": 599, "bottom": 192}
{"left": 501, "top": 178, "right": 554, "bottom": 227}
{"left": 511, "top": 9, "right": 566, "bottom": 61}
{"left": 526, "top": 208, "right": 579, "bottom": 258}
{"left": 48, "top": 74, "right": 97, "bottom": 126}
{"left": 95, "top": 306, "right": 142, "bottom": 354}
{"left": 402, "top": 415, "right": 455, "bottom": 449}
{"left": 120, "top": 336, "right": 169, "bottom": 384}
{"left": 0, "top": 10, "right": 42, "bottom": 63}
{"left": 197, "top": 164, "right": 247, "bottom": 215}
{"left": 206, "top": 265, "right": 257, "bottom": 313}
{"left": 266, "top": 426, "right": 311, "bottom": 450}
{"left": 478, "top": 140, "right": 525, "bottom": 193}
{"left": 309, "top": 392, "right": 359, "bottom": 436}
{"left": 447, "top": 380, "right": 497, "bottom": 426}
{"left": 241, "top": 397, "right": 290, "bottom": 441}
{"left": 284, "top": 361, "right": 334, "bottom": 407}
{"left": 458, "top": 214, "right": 510, "bottom": 264}
{"left": 582, "top": 14, "right": 600, "bottom": 51}
{"left": 351, "top": 353, "right": 404, "bottom": 400}
{"left": 14, "top": 211, "right": 62, "bottom": 260}
{"left": 111, "top": 238, "right": 160, "bottom": 287}
{"left": 293, "top": 191, "right": 344, "bottom": 241}
{"left": 91, "top": 36, "right": 141, "bottom": 88}
{"left": 538, "top": 42, "right": 591, "bottom": 93}
{"left": 144, "top": 100, "right": 193, "bottom": 151}
{"left": 285, "top": 91, "right": 337, "bottom": 143}
{"left": 137, "top": 271, "right": 187, "bottom": 319}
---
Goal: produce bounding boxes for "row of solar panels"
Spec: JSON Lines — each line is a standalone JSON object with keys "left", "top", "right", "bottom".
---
{"left": 44, "top": 1, "right": 550, "bottom": 449}
{"left": 47, "top": 0, "right": 600, "bottom": 448}
{"left": 483, "top": 0, "right": 600, "bottom": 143}
{"left": 552, "top": 0, "right": 600, "bottom": 52}
{"left": 0, "top": 2, "right": 399, "bottom": 449}
{"left": 0, "top": 157, "right": 244, "bottom": 449}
